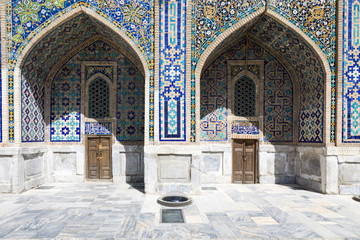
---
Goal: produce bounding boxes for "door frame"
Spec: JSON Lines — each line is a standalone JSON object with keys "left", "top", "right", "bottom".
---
{"left": 232, "top": 139, "right": 258, "bottom": 184}
{"left": 85, "top": 135, "right": 113, "bottom": 180}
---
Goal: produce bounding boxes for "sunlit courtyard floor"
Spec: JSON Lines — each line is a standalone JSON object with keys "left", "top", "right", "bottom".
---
{"left": 0, "top": 182, "right": 359, "bottom": 239}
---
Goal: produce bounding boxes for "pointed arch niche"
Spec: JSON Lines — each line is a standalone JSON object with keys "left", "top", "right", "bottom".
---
{"left": 197, "top": 12, "right": 330, "bottom": 145}
{"left": 12, "top": 6, "right": 150, "bottom": 144}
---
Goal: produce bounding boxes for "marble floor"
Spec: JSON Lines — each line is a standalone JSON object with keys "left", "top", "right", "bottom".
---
{"left": 0, "top": 183, "right": 360, "bottom": 239}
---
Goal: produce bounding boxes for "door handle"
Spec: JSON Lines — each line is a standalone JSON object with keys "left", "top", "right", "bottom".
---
{"left": 243, "top": 155, "right": 247, "bottom": 161}
{"left": 96, "top": 151, "right": 103, "bottom": 159}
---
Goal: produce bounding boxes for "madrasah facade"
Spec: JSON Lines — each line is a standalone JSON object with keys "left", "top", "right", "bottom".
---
{"left": 0, "top": 0, "right": 359, "bottom": 195}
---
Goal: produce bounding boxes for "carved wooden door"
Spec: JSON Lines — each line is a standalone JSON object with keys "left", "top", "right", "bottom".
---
{"left": 87, "top": 136, "right": 112, "bottom": 179}
{"left": 233, "top": 139, "right": 256, "bottom": 184}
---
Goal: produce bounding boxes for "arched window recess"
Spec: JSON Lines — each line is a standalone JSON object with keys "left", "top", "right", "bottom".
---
{"left": 85, "top": 73, "right": 116, "bottom": 120}
{"left": 227, "top": 59, "right": 263, "bottom": 120}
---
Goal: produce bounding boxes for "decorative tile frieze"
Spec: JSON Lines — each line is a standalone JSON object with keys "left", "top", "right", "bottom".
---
{"left": 85, "top": 122, "right": 112, "bottom": 135}
{"left": 159, "top": 0, "right": 187, "bottom": 141}
{"left": 231, "top": 121, "right": 259, "bottom": 135}
{"left": 343, "top": 0, "right": 360, "bottom": 143}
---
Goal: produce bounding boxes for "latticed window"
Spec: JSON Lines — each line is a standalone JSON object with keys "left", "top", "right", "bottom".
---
{"left": 234, "top": 76, "right": 256, "bottom": 116}
{"left": 88, "top": 78, "right": 110, "bottom": 118}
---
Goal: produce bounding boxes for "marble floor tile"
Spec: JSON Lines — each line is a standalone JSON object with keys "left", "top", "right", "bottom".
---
{"left": 0, "top": 183, "right": 359, "bottom": 239}
{"left": 251, "top": 216, "right": 279, "bottom": 225}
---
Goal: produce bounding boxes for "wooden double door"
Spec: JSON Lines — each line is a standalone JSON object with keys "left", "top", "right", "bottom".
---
{"left": 233, "top": 139, "right": 257, "bottom": 184}
{"left": 87, "top": 136, "right": 112, "bottom": 179}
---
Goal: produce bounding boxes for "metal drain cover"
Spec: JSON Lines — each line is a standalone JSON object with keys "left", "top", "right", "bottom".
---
{"left": 157, "top": 194, "right": 192, "bottom": 207}
{"left": 161, "top": 209, "right": 184, "bottom": 223}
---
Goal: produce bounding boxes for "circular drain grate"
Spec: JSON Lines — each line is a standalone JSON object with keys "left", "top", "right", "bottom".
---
{"left": 157, "top": 194, "right": 192, "bottom": 207}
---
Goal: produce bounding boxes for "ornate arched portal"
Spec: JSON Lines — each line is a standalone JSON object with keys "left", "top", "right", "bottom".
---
{"left": 7, "top": 2, "right": 153, "bottom": 144}
{"left": 11, "top": 7, "right": 149, "bottom": 184}
{"left": 196, "top": 11, "right": 332, "bottom": 190}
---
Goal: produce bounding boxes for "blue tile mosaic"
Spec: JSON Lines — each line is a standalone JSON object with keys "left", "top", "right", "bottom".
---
{"left": 0, "top": 16, "right": 2, "bottom": 143}
{"left": 191, "top": 0, "right": 265, "bottom": 142}
{"left": 159, "top": 0, "right": 186, "bottom": 141}
{"left": 22, "top": 15, "right": 97, "bottom": 142}
{"left": 116, "top": 59, "right": 144, "bottom": 142}
{"left": 231, "top": 121, "right": 259, "bottom": 135}
{"left": 7, "top": 0, "right": 154, "bottom": 143}
{"left": 48, "top": 40, "right": 144, "bottom": 142}
{"left": 50, "top": 59, "right": 81, "bottom": 142}
{"left": 192, "top": 0, "right": 335, "bottom": 143}
{"left": 201, "top": 39, "right": 306, "bottom": 143}
{"left": 85, "top": 122, "right": 112, "bottom": 135}
{"left": 268, "top": 0, "right": 336, "bottom": 143}
{"left": 343, "top": 0, "right": 360, "bottom": 143}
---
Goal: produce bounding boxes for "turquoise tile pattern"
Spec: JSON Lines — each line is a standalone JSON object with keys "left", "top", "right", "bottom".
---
{"left": 21, "top": 15, "right": 97, "bottom": 142}
{"left": 268, "top": 0, "right": 336, "bottom": 143}
{"left": 159, "top": 0, "right": 187, "bottom": 141}
{"left": 231, "top": 121, "right": 260, "bottom": 135}
{"left": 192, "top": 0, "right": 335, "bottom": 143}
{"left": 7, "top": 0, "right": 154, "bottom": 143}
{"left": 50, "top": 59, "right": 81, "bottom": 142}
{"left": 49, "top": 40, "right": 144, "bottom": 142}
{"left": 191, "top": 0, "right": 265, "bottom": 142}
{"left": 343, "top": 0, "right": 360, "bottom": 143}
{"left": 85, "top": 122, "right": 112, "bottom": 135}
{"left": 201, "top": 39, "right": 296, "bottom": 143}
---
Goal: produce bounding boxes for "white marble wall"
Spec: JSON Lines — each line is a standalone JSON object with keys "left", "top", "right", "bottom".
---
{"left": 112, "top": 144, "right": 144, "bottom": 184}
{"left": 1, "top": 144, "right": 360, "bottom": 194}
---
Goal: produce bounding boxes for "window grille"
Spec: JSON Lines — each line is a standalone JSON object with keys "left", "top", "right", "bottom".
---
{"left": 88, "top": 78, "right": 110, "bottom": 118}
{"left": 234, "top": 76, "right": 256, "bottom": 116}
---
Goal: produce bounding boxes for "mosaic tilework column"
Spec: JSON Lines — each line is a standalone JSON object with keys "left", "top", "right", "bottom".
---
{"left": 159, "top": 0, "right": 186, "bottom": 141}
{"left": 0, "top": 15, "right": 1, "bottom": 143}
{"left": 343, "top": 0, "right": 360, "bottom": 143}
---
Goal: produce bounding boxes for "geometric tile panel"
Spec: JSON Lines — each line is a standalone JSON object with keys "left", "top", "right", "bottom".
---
{"left": 343, "top": 0, "right": 360, "bottom": 143}
{"left": 264, "top": 55, "right": 293, "bottom": 142}
{"left": 11, "top": 0, "right": 153, "bottom": 62}
{"left": 265, "top": 30, "right": 324, "bottom": 143}
{"left": 159, "top": 0, "right": 187, "bottom": 141}
{"left": 232, "top": 65, "right": 261, "bottom": 79}
{"left": 191, "top": 0, "right": 265, "bottom": 142}
{"left": 21, "top": 75, "right": 45, "bottom": 142}
{"left": 117, "top": 59, "right": 144, "bottom": 142}
{"left": 192, "top": 0, "right": 335, "bottom": 143}
{"left": 200, "top": 57, "right": 228, "bottom": 141}
{"left": 50, "top": 60, "right": 81, "bottom": 142}
{"left": 201, "top": 39, "right": 297, "bottom": 143}
{"left": 0, "top": 19, "right": 1, "bottom": 143}
{"left": 21, "top": 15, "right": 99, "bottom": 143}
{"left": 251, "top": 17, "right": 324, "bottom": 143}
{"left": 8, "top": 0, "right": 154, "bottom": 143}
{"left": 49, "top": 40, "right": 145, "bottom": 142}
{"left": 85, "top": 122, "right": 112, "bottom": 135}
{"left": 231, "top": 121, "right": 259, "bottom": 135}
